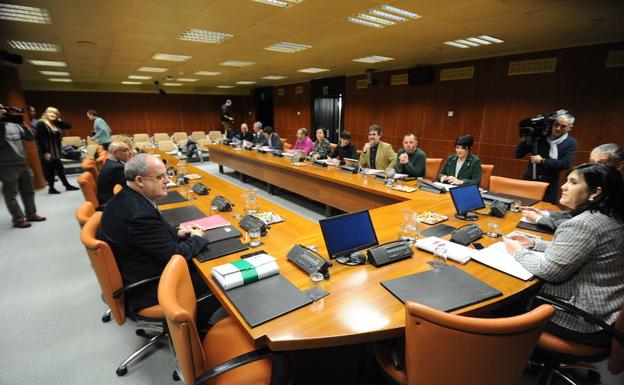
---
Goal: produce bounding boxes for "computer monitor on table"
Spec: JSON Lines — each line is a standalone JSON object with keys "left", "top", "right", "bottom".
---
{"left": 319, "top": 210, "right": 379, "bottom": 265}
{"left": 449, "top": 183, "right": 485, "bottom": 221}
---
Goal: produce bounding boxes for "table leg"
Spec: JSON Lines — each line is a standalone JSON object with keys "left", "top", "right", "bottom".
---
{"left": 218, "top": 165, "right": 224, "bottom": 174}
{"left": 325, "top": 205, "right": 332, "bottom": 217}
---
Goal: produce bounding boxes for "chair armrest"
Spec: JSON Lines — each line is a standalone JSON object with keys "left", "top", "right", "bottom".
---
{"left": 537, "top": 293, "right": 624, "bottom": 344}
{"left": 195, "top": 347, "right": 271, "bottom": 385}
{"left": 113, "top": 275, "right": 160, "bottom": 299}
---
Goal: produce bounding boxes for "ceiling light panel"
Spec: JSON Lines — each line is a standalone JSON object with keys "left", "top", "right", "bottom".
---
{"left": 380, "top": 5, "right": 421, "bottom": 19}
{"left": 128, "top": 75, "right": 152, "bottom": 79}
{"left": 253, "top": 0, "right": 301, "bottom": 8}
{"left": 265, "top": 41, "right": 312, "bottom": 53}
{"left": 7, "top": 40, "right": 59, "bottom": 52}
{"left": 177, "top": 28, "right": 233, "bottom": 44}
{"left": 348, "top": 5, "right": 420, "bottom": 28}
{"left": 153, "top": 53, "right": 191, "bottom": 62}
{"left": 39, "top": 70, "right": 69, "bottom": 76}
{"left": 444, "top": 41, "right": 469, "bottom": 49}
{"left": 137, "top": 66, "right": 168, "bottom": 72}
{"left": 346, "top": 17, "right": 384, "bottom": 29}
{"left": 48, "top": 78, "right": 72, "bottom": 82}
{"left": 368, "top": 10, "right": 406, "bottom": 22}
{"left": 121, "top": 81, "right": 142, "bottom": 85}
{"left": 163, "top": 82, "right": 182, "bottom": 86}
{"left": 479, "top": 35, "right": 504, "bottom": 43}
{"left": 356, "top": 13, "right": 395, "bottom": 26}
{"left": 217, "top": 85, "right": 235, "bottom": 88}
{"left": 353, "top": 55, "right": 394, "bottom": 63}
{"left": 262, "top": 75, "right": 287, "bottom": 80}
{"left": 177, "top": 78, "right": 199, "bottom": 82}
{"left": 220, "top": 60, "right": 255, "bottom": 67}
{"left": 297, "top": 67, "right": 330, "bottom": 73}
{"left": 29, "top": 60, "right": 67, "bottom": 67}
{"left": 445, "top": 35, "right": 504, "bottom": 49}
{"left": 236, "top": 81, "right": 256, "bottom": 85}
{"left": 195, "top": 71, "right": 221, "bottom": 76}
{"left": 0, "top": 3, "right": 51, "bottom": 24}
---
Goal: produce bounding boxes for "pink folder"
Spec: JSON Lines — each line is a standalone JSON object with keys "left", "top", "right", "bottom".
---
{"left": 179, "top": 215, "right": 230, "bottom": 230}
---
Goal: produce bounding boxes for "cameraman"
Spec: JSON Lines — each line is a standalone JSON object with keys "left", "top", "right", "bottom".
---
{"left": 515, "top": 112, "right": 577, "bottom": 203}
{"left": 0, "top": 106, "right": 46, "bottom": 228}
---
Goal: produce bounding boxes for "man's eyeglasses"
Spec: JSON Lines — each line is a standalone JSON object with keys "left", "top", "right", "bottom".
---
{"left": 142, "top": 174, "right": 168, "bottom": 181}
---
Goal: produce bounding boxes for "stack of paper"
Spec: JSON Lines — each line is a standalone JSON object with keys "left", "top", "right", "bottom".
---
{"left": 179, "top": 215, "right": 230, "bottom": 230}
{"left": 432, "top": 182, "right": 457, "bottom": 191}
{"left": 472, "top": 242, "right": 535, "bottom": 281}
{"left": 415, "top": 237, "right": 476, "bottom": 264}
{"left": 212, "top": 254, "right": 280, "bottom": 290}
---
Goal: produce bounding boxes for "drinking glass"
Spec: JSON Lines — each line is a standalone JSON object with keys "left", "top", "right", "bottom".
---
{"left": 433, "top": 246, "right": 448, "bottom": 264}
{"left": 248, "top": 228, "right": 261, "bottom": 247}
{"left": 510, "top": 199, "right": 522, "bottom": 213}
{"left": 486, "top": 222, "right": 500, "bottom": 238}
{"left": 186, "top": 189, "right": 195, "bottom": 201}
{"left": 210, "top": 205, "right": 218, "bottom": 217}
{"left": 309, "top": 272, "right": 324, "bottom": 290}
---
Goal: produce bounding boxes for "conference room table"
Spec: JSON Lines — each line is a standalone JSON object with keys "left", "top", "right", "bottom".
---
{"left": 156, "top": 150, "right": 555, "bottom": 352}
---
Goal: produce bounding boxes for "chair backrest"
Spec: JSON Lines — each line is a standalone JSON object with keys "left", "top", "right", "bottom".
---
{"left": 608, "top": 307, "right": 624, "bottom": 374}
{"left": 191, "top": 131, "right": 206, "bottom": 141}
{"left": 158, "top": 255, "right": 206, "bottom": 384}
{"left": 133, "top": 133, "right": 150, "bottom": 143}
{"left": 81, "top": 156, "right": 99, "bottom": 179}
{"left": 480, "top": 164, "right": 495, "bottom": 189}
{"left": 113, "top": 184, "right": 123, "bottom": 195}
{"left": 158, "top": 140, "right": 176, "bottom": 152}
{"left": 95, "top": 150, "right": 109, "bottom": 170}
{"left": 134, "top": 141, "right": 152, "bottom": 150}
{"left": 62, "top": 135, "right": 82, "bottom": 147}
{"left": 279, "top": 138, "right": 287, "bottom": 145}
{"left": 81, "top": 212, "right": 126, "bottom": 325}
{"left": 86, "top": 144, "right": 98, "bottom": 158}
{"left": 172, "top": 132, "right": 189, "bottom": 141}
{"left": 425, "top": 158, "right": 442, "bottom": 181}
{"left": 489, "top": 176, "right": 549, "bottom": 201}
{"left": 330, "top": 143, "right": 337, "bottom": 152}
{"left": 197, "top": 139, "right": 211, "bottom": 150}
{"left": 77, "top": 171, "right": 99, "bottom": 208}
{"left": 283, "top": 142, "right": 292, "bottom": 151}
{"left": 75, "top": 201, "right": 95, "bottom": 228}
{"left": 87, "top": 136, "right": 97, "bottom": 145}
{"left": 208, "top": 130, "right": 223, "bottom": 142}
{"left": 153, "top": 133, "right": 170, "bottom": 142}
{"left": 404, "top": 302, "right": 554, "bottom": 385}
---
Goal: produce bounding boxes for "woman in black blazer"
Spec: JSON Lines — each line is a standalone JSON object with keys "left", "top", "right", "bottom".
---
{"left": 35, "top": 107, "right": 79, "bottom": 194}
{"left": 438, "top": 134, "right": 482, "bottom": 186}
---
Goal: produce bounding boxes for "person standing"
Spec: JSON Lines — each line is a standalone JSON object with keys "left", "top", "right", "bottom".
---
{"left": 395, "top": 133, "right": 426, "bottom": 178}
{"left": 0, "top": 107, "right": 46, "bottom": 228}
{"left": 220, "top": 99, "right": 234, "bottom": 136}
{"left": 87, "top": 109, "right": 112, "bottom": 151}
{"left": 359, "top": 124, "right": 396, "bottom": 170}
{"left": 35, "top": 107, "right": 79, "bottom": 194}
{"left": 27, "top": 106, "right": 38, "bottom": 128}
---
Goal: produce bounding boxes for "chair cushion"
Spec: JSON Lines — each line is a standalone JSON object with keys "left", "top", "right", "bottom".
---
{"left": 136, "top": 304, "right": 164, "bottom": 319}
{"left": 373, "top": 340, "right": 406, "bottom": 385}
{"left": 202, "top": 317, "right": 271, "bottom": 385}
{"left": 538, "top": 332, "right": 608, "bottom": 358}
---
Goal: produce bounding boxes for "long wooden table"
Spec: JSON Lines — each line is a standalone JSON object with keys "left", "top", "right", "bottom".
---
{"left": 157, "top": 151, "right": 553, "bottom": 352}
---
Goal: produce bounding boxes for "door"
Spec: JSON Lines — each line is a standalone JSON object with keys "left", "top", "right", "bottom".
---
{"left": 313, "top": 96, "right": 342, "bottom": 143}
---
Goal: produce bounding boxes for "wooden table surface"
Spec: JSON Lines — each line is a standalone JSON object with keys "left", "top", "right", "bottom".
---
{"left": 157, "top": 150, "right": 554, "bottom": 351}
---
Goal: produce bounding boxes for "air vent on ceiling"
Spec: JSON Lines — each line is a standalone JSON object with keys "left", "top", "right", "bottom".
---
{"left": 277, "top": 87, "right": 285, "bottom": 96}
{"left": 440, "top": 66, "right": 475, "bottom": 81}
{"left": 356, "top": 79, "right": 369, "bottom": 89}
{"left": 606, "top": 50, "right": 624, "bottom": 68}
{"left": 295, "top": 85, "right": 303, "bottom": 94}
{"left": 390, "top": 73, "right": 408, "bottom": 85}
{"left": 508, "top": 58, "right": 557, "bottom": 75}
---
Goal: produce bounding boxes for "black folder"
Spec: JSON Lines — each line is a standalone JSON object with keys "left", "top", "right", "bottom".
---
{"left": 204, "top": 225, "right": 243, "bottom": 244}
{"left": 157, "top": 190, "right": 187, "bottom": 205}
{"left": 421, "top": 223, "right": 456, "bottom": 238}
{"left": 381, "top": 265, "right": 502, "bottom": 312}
{"left": 161, "top": 205, "right": 205, "bottom": 227}
{"left": 197, "top": 238, "right": 249, "bottom": 262}
{"left": 218, "top": 274, "right": 313, "bottom": 328}
{"left": 516, "top": 221, "right": 556, "bottom": 235}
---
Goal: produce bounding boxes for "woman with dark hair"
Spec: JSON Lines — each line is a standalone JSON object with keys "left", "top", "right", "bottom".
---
{"left": 438, "top": 134, "right": 481, "bottom": 185}
{"left": 328, "top": 130, "right": 357, "bottom": 164}
{"left": 310, "top": 127, "right": 331, "bottom": 160}
{"left": 505, "top": 163, "right": 624, "bottom": 347}
{"left": 35, "top": 107, "right": 79, "bottom": 194}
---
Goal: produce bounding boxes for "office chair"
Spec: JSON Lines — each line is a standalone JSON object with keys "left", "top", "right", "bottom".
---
{"left": 489, "top": 176, "right": 549, "bottom": 201}
{"left": 172, "top": 132, "right": 189, "bottom": 147}
{"left": 81, "top": 212, "right": 169, "bottom": 376}
{"left": 113, "top": 184, "right": 123, "bottom": 195}
{"left": 530, "top": 294, "right": 624, "bottom": 385}
{"left": 158, "top": 140, "right": 178, "bottom": 154}
{"left": 480, "top": 164, "right": 494, "bottom": 189}
{"left": 283, "top": 142, "right": 293, "bottom": 151}
{"left": 61, "top": 135, "right": 83, "bottom": 148}
{"left": 425, "top": 158, "right": 442, "bottom": 181}
{"left": 75, "top": 201, "right": 95, "bottom": 228}
{"left": 154, "top": 133, "right": 171, "bottom": 142}
{"left": 81, "top": 156, "right": 99, "bottom": 179}
{"left": 77, "top": 171, "right": 99, "bottom": 209}
{"left": 159, "top": 255, "right": 292, "bottom": 385}
{"left": 373, "top": 301, "right": 554, "bottom": 385}
{"left": 191, "top": 131, "right": 206, "bottom": 141}
{"left": 95, "top": 149, "right": 109, "bottom": 170}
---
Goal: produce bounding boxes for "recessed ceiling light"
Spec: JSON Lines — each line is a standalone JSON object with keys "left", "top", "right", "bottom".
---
{"left": 353, "top": 55, "right": 394, "bottom": 64}
{"left": 346, "top": 17, "right": 384, "bottom": 29}
{"left": 444, "top": 35, "right": 504, "bottom": 49}
{"left": 368, "top": 10, "right": 407, "bottom": 22}
{"left": 29, "top": 60, "right": 67, "bottom": 67}
{"left": 0, "top": 3, "right": 51, "bottom": 24}
{"left": 262, "top": 75, "right": 287, "bottom": 80}
{"left": 478, "top": 35, "right": 504, "bottom": 43}
{"left": 121, "top": 81, "right": 142, "bottom": 85}
{"left": 357, "top": 13, "right": 395, "bottom": 26}
{"left": 466, "top": 37, "right": 492, "bottom": 45}
{"left": 444, "top": 41, "right": 470, "bottom": 49}
{"left": 137, "top": 66, "right": 168, "bottom": 72}
{"left": 297, "top": 67, "right": 330, "bottom": 74}
{"left": 217, "top": 85, "right": 235, "bottom": 88}
{"left": 177, "top": 78, "right": 199, "bottom": 82}
{"left": 455, "top": 39, "right": 480, "bottom": 47}
{"left": 128, "top": 75, "right": 152, "bottom": 80}
{"left": 49, "top": 78, "right": 72, "bottom": 82}
{"left": 153, "top": 53, "right": 191, "bottom": 62}
{"left": 177, "top": 28, "right": 233, "bottom": 44}
{"left": 163, "top": 82, "right": 182, "bottom": 86}
{"left": 265, "top": 41, "right": 312, "bottom": 53}
{"left": 7, "top": 40, "right": 59, "bottom": 52}
{"left": 39, "top": 70, "right": 70, "bottom": 76}
{"left": 380, "top": 5, "right": 421, "bottom": 19}
{"left": 253, "top": 0, "right": 299, "bottom": 8}
{"left": 220, "top": 60, "right": 255, "bottom": 67}
{"left": 194, "top": 71, "right": 221, "bottom": 76}
{"left": 236, "top": 81, "right": 256, "bottom": 85}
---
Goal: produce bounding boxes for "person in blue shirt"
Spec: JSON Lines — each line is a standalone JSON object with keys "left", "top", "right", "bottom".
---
{"left": 87, "top": 109, "right": 112, "bottom": 150}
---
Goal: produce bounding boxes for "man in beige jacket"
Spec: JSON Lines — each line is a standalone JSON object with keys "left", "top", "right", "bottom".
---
{"left": 359, "top": 124, "right": 396, "bottom": 170}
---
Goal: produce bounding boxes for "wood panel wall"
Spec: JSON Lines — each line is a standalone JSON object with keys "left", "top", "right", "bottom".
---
{"left": 272, "top": 82, "right": 311, "bottom": 145}
{"left": 23, "top": 91, "right": 255, "bottom": 139}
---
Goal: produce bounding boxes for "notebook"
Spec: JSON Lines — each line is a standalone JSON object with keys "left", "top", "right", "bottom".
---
{"left": 157, "top": 190, "right": 187, "bottom": 205}
{"left": 180, "top": 215, "right": 230, "bottom": 230}
{"left": 516, "top": 220, "right": 556, "bottom": 235}
{"left": 204, "top": 225, "right": 243, "bottom": 244}
{"left": 161, "top": 206, "right": 206, "bottom": 227}
{"left": 197, "top": 238, "right": 249, "bottom": 262}
{"left": 471, "top": 242, "right": 535, "bottom": 281}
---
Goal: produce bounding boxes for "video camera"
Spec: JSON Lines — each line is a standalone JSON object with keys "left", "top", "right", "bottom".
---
{"left": 0, "top": 104, "right": 25, "bottom": 124}
{"left": 518, "top": 109, "right": 568, "bottom": 141}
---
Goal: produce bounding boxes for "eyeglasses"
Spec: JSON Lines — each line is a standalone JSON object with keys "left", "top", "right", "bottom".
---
{"left": 142, "top": 174, "right": 168, "bottom": 181}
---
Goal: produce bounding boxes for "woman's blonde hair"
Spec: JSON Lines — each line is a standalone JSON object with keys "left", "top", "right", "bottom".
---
{"left": 41, "top": 107, "right": 61, "bottom": 120}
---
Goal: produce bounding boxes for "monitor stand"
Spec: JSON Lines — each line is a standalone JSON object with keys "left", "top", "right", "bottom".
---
{"left": 455, "top": 211, "right": 478, "bottom": 221}
{"left": 336, "top": 251, "right": 366, "bottom": 266}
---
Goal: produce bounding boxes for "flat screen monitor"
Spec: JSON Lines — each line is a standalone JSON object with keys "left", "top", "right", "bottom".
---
{"left": 449, "top": 183, "right": 485, "bottom": 221}
{"left": 319, "top": 210, "right": 379, "bottom": 262}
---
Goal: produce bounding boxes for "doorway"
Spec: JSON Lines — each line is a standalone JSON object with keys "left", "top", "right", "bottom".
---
{"left": 313, "top": 96, "right": 342, "bottom": 143}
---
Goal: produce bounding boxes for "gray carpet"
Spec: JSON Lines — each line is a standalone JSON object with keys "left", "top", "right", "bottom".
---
{"left": 0, "top": 163, "right": 620, "bottom": 385}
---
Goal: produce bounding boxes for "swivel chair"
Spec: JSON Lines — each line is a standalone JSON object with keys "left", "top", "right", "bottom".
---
{"left": 489, "top": 176, "right": 549, "bottom": 201}
{"left": 77, "top": 171, "right": 99, "bottom": 209}
{"left": 425, "top": 158, "right": 442, "bottom": 181}
{"left": 480, "top": 164, "right": 495, "bottom": 189}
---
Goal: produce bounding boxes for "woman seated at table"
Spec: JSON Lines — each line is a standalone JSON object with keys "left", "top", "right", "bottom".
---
{"left": 258, "top": 126, "right": 281, "bottom": 151}
{"left": 505, "top": 163, "right": 624, "bottom": 347}
{"left": 328, "top": 130, "right": 357, "bottom": 165}
{"left": 438, "top": 134, "right": 481, "bottom": 186}
{"left": 291, "top": 128, "right": 313, "bottom": 155}
{"left": 310, "top": 127, "right": 331, "bottom": 160}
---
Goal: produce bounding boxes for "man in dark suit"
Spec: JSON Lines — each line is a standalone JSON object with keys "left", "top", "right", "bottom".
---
{"left": 516, "top": 111, "right": 578, "bottom": 203}
{"left": 96, "top": 141, "right": 131, "bottom": 206}
{"left": 98, "top": 153, "right": 211, "bottom": 317}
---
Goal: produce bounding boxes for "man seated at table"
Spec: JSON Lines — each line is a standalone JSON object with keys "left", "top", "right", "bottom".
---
{"left": 395, "top": 133, "right": 426, "bottom": 178}
{"left": 250, "top": 121, "right": 263, "bottom": 146}
{"left": 359, "top": 124, "right": 396, "bottom": 170}
{"left": 228, "top": 123, "right": 254, "bottom": 142}
{"left": 292, "top": 128, "right": 313, "bottom": 154}
{"left": 328, "top": 130, "right": 357, "bottom": 164}
{"left": 97, "top": 141, "right": 131, "bottom": 206}
{"left": 98, "top": 154, "right": 217, "bottom": 322}
{"left": 257, "top": 126, "right": 282, "bottom": 150}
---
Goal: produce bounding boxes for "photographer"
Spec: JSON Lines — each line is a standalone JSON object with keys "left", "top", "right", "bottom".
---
{"left": 515, "top": 111, "right": 577, "bottom": 203}
{"left": 0, "top": 105, "right": 46, "bottom": 228}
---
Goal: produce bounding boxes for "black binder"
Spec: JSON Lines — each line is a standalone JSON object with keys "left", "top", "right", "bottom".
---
{"left": 516, "top": 221, "right": 556, "bottom": 235}
{"left": 204, "top": 225, "right": 243, "bottom": 244}
{"left": 218, "top": 274, "right": 313, "bottom": 327}
{"left": 160, "top": 205, "right": 205, "bottom": 227}
{"left": 421, "top": 223, "right": 456, "bottom": 238}
{"left": 157, "top": 190, "right": 187, "bottom": 205}
{"left": 197, "top": 238, "right": 249, "bottom": 262}
{"left": 381, "top": 265, "right": 502, "bottom": 312}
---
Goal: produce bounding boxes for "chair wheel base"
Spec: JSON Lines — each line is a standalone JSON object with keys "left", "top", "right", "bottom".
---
{"left": 102, "top": 314, "right": 111, "bottom": 323}
{"left": 116, "top": 366, "right": 128, "bottom": 376}
{"left": 173, "top": 370, "right": 180, "bottom": 381}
